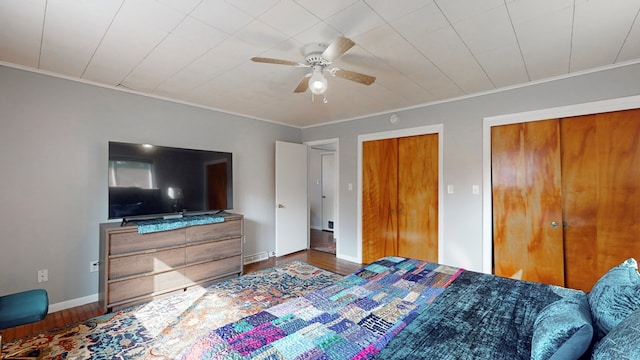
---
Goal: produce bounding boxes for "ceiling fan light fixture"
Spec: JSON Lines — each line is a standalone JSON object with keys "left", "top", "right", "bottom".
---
{"left": 308, "top": 68, "right": 328, "bottom": 95}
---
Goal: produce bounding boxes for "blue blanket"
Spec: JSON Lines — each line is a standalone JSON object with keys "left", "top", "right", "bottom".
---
{"left": 375, "top": 270, "right": 583, "bottom": 359}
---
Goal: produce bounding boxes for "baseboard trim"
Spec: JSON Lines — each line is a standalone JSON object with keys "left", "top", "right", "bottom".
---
{"left": 48, "top": 293, "right": 98, "bottom": 313}
{"left": 336, "top": 253, "right": 360, "bottom": 264}
{"left": 244, "top": 251, "right": 269, "bottom": 264}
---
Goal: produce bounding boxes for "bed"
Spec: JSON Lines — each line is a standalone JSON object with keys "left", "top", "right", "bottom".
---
{"left": 181, "top": 256, "right": 640, "bottom": 360}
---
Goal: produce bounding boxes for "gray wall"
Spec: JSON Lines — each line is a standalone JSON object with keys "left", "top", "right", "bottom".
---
{"left": 302, "top": 62, "right": 640, "bottom": 272}
{"left": 0, "top": 65, "right": 300, "bottom": 306}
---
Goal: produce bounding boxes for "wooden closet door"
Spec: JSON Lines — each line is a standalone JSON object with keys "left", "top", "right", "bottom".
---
{"left": 491, "top": 120, "right": 565, "bottom": 286}
{"left": 362, "top": 138, "right": 399, "bottom": 263}
{"left": 398, "top": 134, "right": 438, "bottom": 262}
{"left": 562, "top": 109, "right": 640, "bottom": 291}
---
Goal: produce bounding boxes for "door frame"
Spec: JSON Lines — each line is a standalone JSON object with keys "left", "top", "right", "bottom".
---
{"left": 321, "top": 153, "right": 336, "bottom": 231}
{"left": 305, "top": 138, "right": 340, "bottom": 253}
{"left": 482, "top": 95, "right": 640, "bottom": 274}
{"left": 357, "top": 124, "right": 444, "bottom": 264}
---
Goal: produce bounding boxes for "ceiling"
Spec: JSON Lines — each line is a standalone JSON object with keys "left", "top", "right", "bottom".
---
{"left": 1, "top": 0, "right": 639, "bottom": 128}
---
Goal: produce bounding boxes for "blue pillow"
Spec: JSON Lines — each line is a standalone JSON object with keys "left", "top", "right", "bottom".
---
{"left": 531, "top": 293, "right": 593, "bottom": 360}
{"left": 587, "top": 258, "right": 640, "bottom": 339}
{"left": 592, "top": 308, "right": 640, "bottom": 359}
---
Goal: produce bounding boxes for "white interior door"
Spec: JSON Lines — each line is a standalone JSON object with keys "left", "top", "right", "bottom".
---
{"left": 275, "top": 141, "right": 308, "bottom": 256}
{"left": 321, "top": 153, "right": 335, "bottom": 231}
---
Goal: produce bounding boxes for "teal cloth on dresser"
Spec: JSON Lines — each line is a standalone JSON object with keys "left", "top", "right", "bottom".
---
{"left": 135, "top": 215, "right": 224, "bottom": 234}
{"left": 531, "top": 293, "right": 593, "bottom": 360}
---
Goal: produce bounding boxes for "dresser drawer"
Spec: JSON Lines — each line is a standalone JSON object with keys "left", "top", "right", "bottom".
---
{"left": 109, "top": 248, "right": 185, "bottom": 280}
{"left": 184, "top": 255, "right": 241, "bottom": 285}
{"left": 186, "top": 220, "right": 242, "bottom": 244}
{"left": 109, "top": 228, "right": 184, "bottom": 255}
{"left": 109, "top": 270, "right": 185, "bottom": 305}
{"left": 185, "top": 238, "right": 242, "bottom": 265}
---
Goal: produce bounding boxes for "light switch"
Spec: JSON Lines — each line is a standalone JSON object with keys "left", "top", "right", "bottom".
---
{"left": 447, "top": 185, "right": 454, "bottom": 194}
{"left": 348, "top": 183, "right": 353, "bottom": 191}
{"left": 472, "top": 185, "right": 480, "bottom": 194}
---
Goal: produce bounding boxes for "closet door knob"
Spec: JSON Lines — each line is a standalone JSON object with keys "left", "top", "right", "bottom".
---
{"left": 550, "top": 221, "right": 558, "bottom": 228}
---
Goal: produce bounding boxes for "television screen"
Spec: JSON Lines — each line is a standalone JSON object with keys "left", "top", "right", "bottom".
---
{"left": 108, "top": 141, "right": 233, "bottom": 220}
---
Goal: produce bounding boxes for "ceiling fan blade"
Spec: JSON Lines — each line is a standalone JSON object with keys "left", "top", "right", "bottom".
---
{"left": 322, "top": 36, "right": 355, "bottom": 62}
{"left": 333, "top": 69, "right": 376, "bottom": 85}
{"left": 251, "top": 57, "right": 306, "bottom": 67}
{"left": 294, "top": 75, "right": 310, "bottom": 93}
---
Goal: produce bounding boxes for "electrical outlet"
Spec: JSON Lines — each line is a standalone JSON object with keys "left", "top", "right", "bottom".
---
{"left": 37, "top": 269, "right": 48, "bottom": 283}
{"left": 90, "top": 261, "right": 99, "bottom": 272}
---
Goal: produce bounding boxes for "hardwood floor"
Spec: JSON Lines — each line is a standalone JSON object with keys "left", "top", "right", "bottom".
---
{"left": 309, "top": 229, "right": 336, "bottom": 254}
{"left": 1, "top": 250, "right": 361, "bottom": 343}
{"left": 244, "top": 248, "right": 360, "bottom": 276}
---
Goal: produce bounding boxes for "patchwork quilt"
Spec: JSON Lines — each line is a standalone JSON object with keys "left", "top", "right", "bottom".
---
{"left": 181, "top": 257, "right": 464, "bottom": 360}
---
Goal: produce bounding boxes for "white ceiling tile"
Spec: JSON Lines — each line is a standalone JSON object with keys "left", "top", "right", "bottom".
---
{"left": 505, "top": 0, "right": 573, "bottom": 24}
{"left": 355, "top": 25, "right": 429, "bottom": 76}
{"left": 325, "top": 1, "right": 386, "bottom": 38}
{"left": 294, "top": 0, "right": 359, "bottom": 20}
{"left": 435, "top": 0, "right": 503, "bottom": 24}
{"left": 208, "top": 37, "right": 263, "bottom": 69}
{"left": 414, "top": 26, "right": 493, "bottom": 94}
{"left": 375, "top": 73, "right": 439, "bottom": 105}
{"left": 82, "top": 17, "right": 168, "bottom": 85}
{"left": 117, "top": 0, "right": 185, "bottom": 33}
{"left": 259, "top": 0, "right": 319, "bottom": 37}
{"left": 3, "top": 0, "right": 640, "bottom": 127}
{"left": 173, "top": 17, "right": 229, "bottom": 49}
{"left": 452, "top": 5, "right": 515, "bottom": 55}
{"left": 391, "top": 3, "right": 450, "bottom": 40}
{"left": 39, "top": 0, "right": 121, "bottom": 77}
{"left": 227, "top": 0, "right": 280, "bottom": 17}
{"left": 155, "top": 50, "right": 226, "bottom": 95}
{"left": 618, "top": 13, "right": 640, "bottom": 62}
{"left": 508, "top": 0, "right": 573, "bottom": 80}
{"left": 365, "top": 0, "right": 433, "bottom": 22}
{"left": 159, "top": 37, "right": 263, "bottom": 95}
{"left": 293, "top": 22, "right": 342, "bottom": 46}
{"left": 449, "top": 5, "right": 528, "bottom": 87}
{"left": 571, "top": 0, "right": 640, "bottom": 71}
{"left": 157, "top": 0, "right": 202, "bottom": 14}
{"left": 191, "top": 0, "right": 254, "bottom": 34}
{"left": 475, "top": 46, "right": 528, "bottom": 88}
{"left": 122, "top": 34, "right": 210, "bottom": 91}
{"left": 234, "top": 20, "right": 289, "bottom": 50}
{"left": 407, "top": 60, "right": 464, "bottom": 100}
{"left": 392, "top": 6, "right": 493, "bottom": 94}
{"left": 0, "top": 0, "right": 46, "bottom": 67}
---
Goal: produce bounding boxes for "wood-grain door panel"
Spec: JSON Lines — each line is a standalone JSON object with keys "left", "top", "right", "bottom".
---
{"left": 362, "top": 138, "right": 398, "bottom": 263}
{"left": 492, "top": 120, "right": 565, "bottom": 286}
{"left": 398, "top": 134, "right": 438, "bottom": 262}
{"left": 562, "top": 109, "right": 640, "bottom": 290}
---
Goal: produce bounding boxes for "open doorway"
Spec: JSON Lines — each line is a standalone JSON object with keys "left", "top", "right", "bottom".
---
{"left": 306, "top": 139, "right": 338, "bottom": 255}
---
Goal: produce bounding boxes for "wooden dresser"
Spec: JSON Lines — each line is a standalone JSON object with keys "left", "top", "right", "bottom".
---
{"left": 98, "top": 213, "right": 243, "bottom": 313}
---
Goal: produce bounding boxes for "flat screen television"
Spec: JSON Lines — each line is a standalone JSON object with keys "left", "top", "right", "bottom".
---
{"left": 108, "top": 141, "right": 233, "bottom": 220}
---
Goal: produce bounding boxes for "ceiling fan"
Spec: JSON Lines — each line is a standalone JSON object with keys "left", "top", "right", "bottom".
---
{"left": 251, "top": 36, "right": 376, "bottom": 97}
